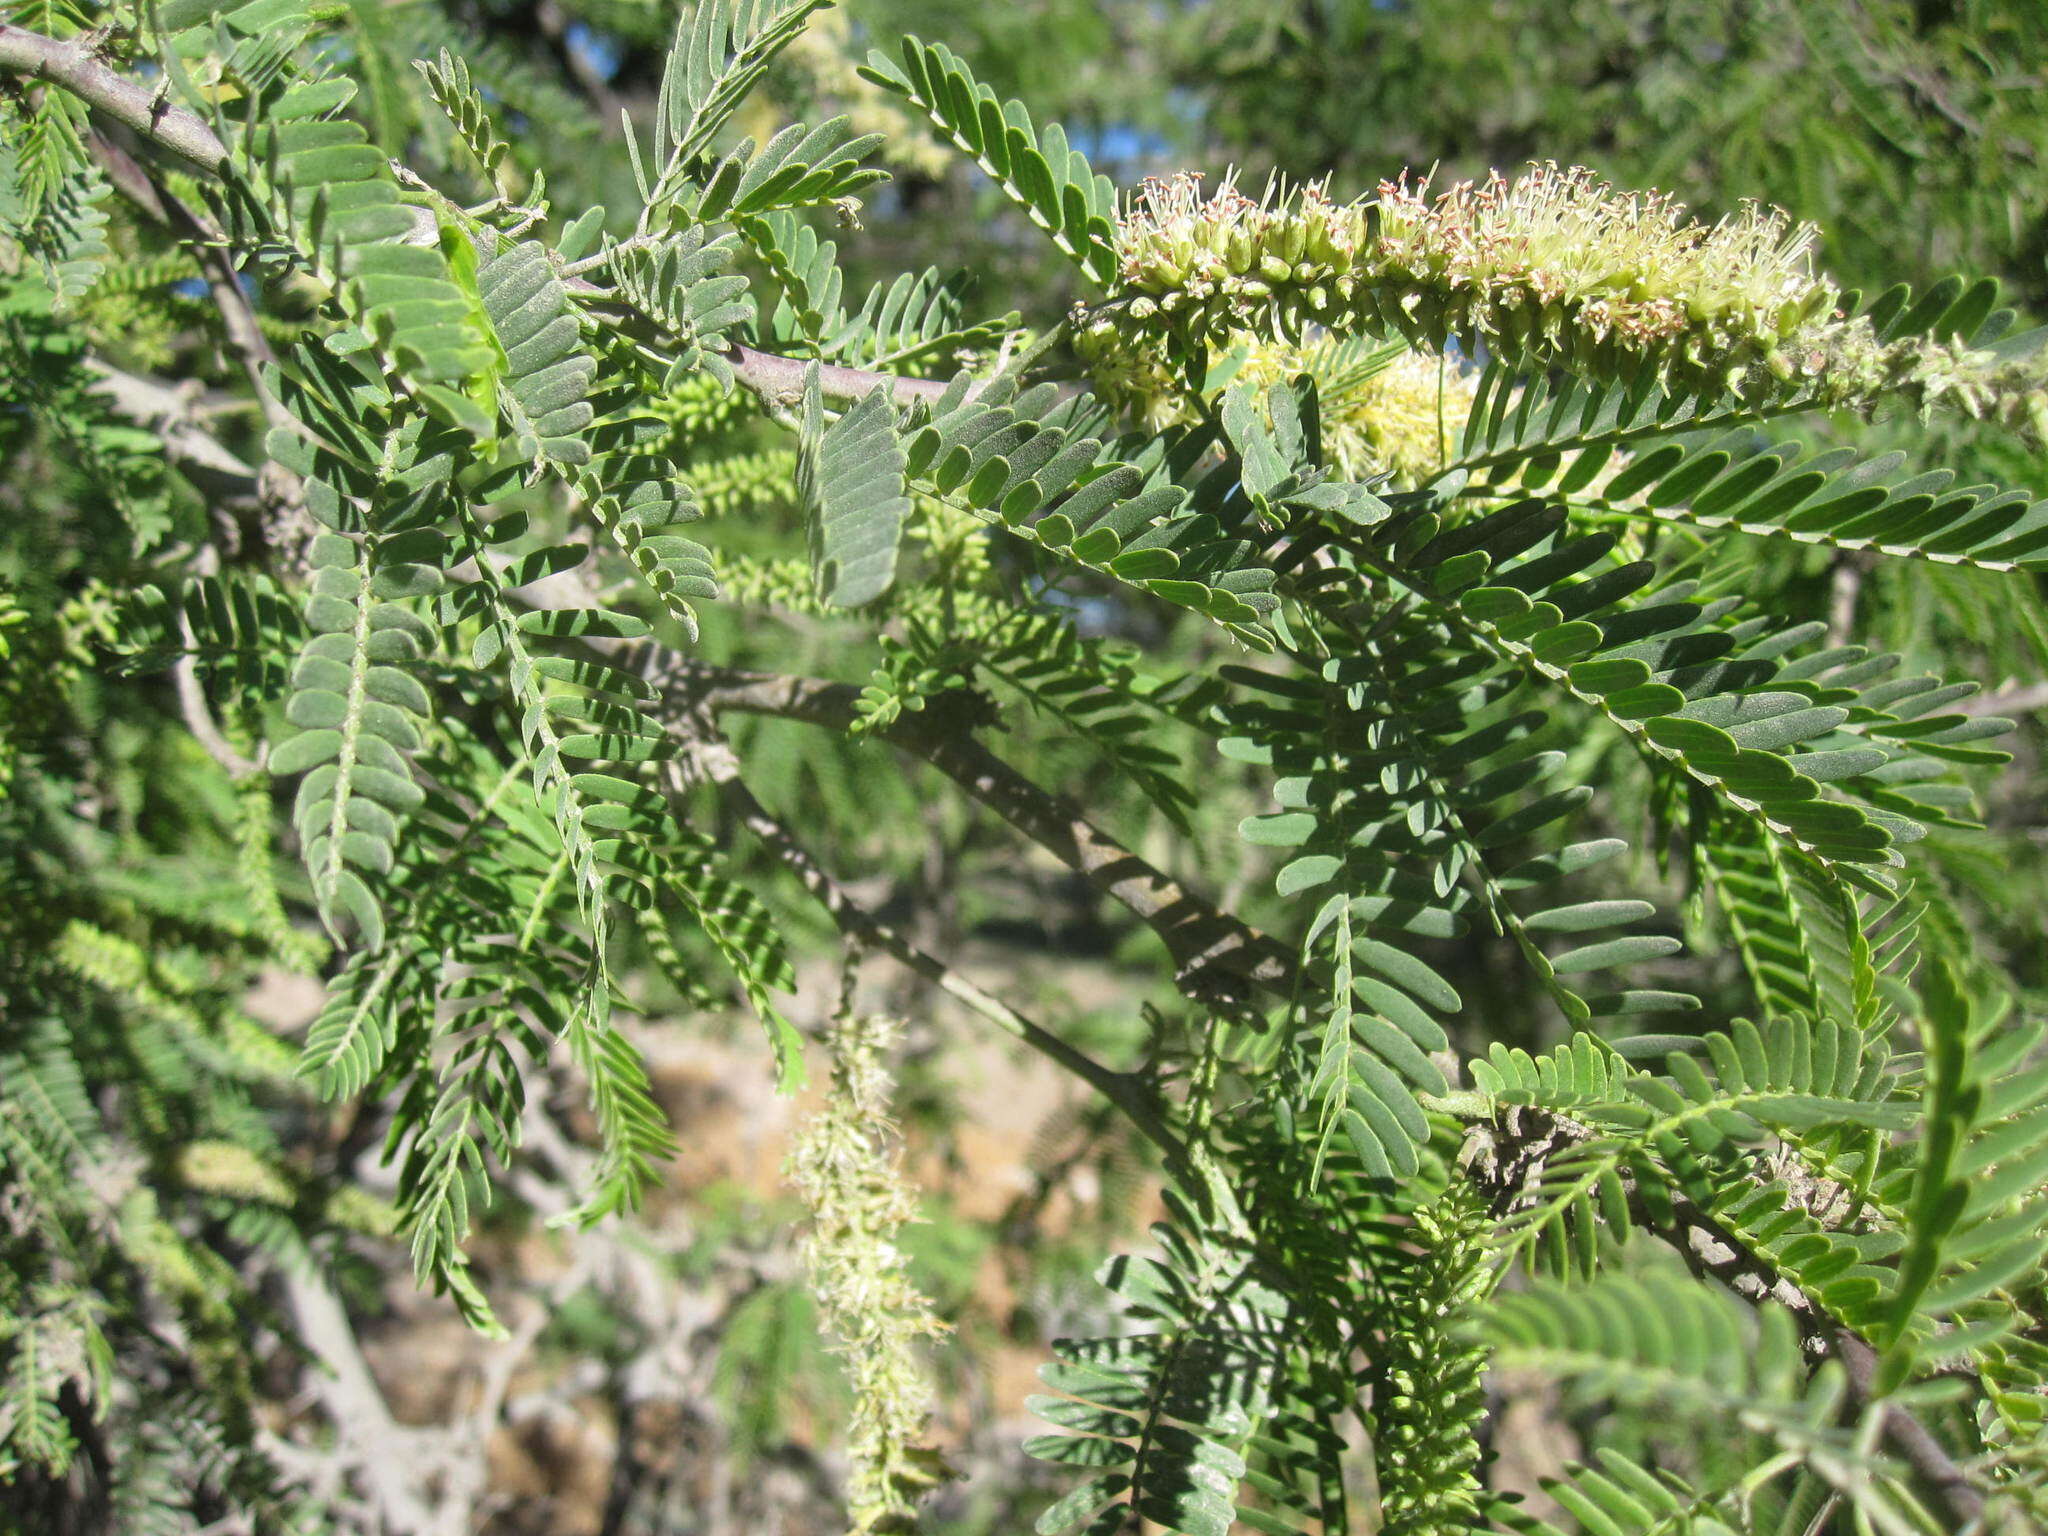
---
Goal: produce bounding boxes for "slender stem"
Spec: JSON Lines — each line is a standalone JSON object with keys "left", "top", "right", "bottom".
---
{"left": 667, "top": 726, "right": 1192, "bottom": 1167}
{"left": 1468, "top": 1106, "right": 1989, "bottom": 1531}
{"left": 1959, "top": 682, "right": 2048, "bottom": 718}
{"left": 88, "top": 363, "right": 260, "bottom": 490}
{"left": 722, "top": 342, "right": 956, "bottom": 410}
{"left": 653, "top": 659, "right": 1297, "bottom": 1000}
{"left": 533, "top": 0, "right": 624, "bottom": 127}
{"left": 559, "top": 231, "right": 663, "bottom": 278}
{"left": 87, "top": 129, "right": 295, "bottom": 432}
{"left": 1835, "top": 1332, "right": 1986, "bottom": 1529}
{"left": 174, "top": 633, "right": 260, "bottom": 778}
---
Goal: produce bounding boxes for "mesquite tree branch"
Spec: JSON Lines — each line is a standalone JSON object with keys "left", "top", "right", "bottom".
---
{"left": 87, "top": 363, "right": 261, "bottom": 491}
{"left": 0, "top": 24, "right": 229, "bottom": 168}
{"left": 86, "top": 127, "right": 299, "bottom": 439}
{"left": 667, "top": 723, "right": 1193, "bottom": 1169}
{"left": 69, "top": 391, "right": 1257, "bottom": 991}
{"left": 1667, "top": 1190, "right": 1986, "bottom": 1528}
{"left": 1466, "top": 1106, "right": 1988, "bottom": 1531}
{"left": 82, "top": 366, "right": 1278, "bottom": 1012}
{"left": 652, "top": 659, "right": 1298, "bottom": 1002}
{"left": 0, "top": 23, "right": 962, "bottom": 413}
{"left": 173, "top": 637, "right": 260, "bottom": 778}
{"left": 2, "top": 31, "right": 286, "bottom": 426}
{"left": 721, "top": 342, "right": 956, "bottom": 409}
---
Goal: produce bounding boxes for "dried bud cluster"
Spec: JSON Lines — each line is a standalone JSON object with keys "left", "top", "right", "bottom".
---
{"left": 1099, "top": 164, "right": 2048, "bottom": 438}
{"left": 1821, "top": 327, "right": 2048, "bottom": 442}
{"left": 788, "top": 1014, "right": 950, "bottom": 1534}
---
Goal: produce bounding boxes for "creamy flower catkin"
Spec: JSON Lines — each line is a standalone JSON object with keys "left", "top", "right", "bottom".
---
{"left": 1090, "top": 163, "right": 2048, "bottom": 439}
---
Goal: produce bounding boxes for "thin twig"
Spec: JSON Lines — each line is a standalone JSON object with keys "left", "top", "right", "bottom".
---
{"left": 1467, "top": 1106, "right": 1989, "bottom": 1531}
{"left": 90, "top": 128, "right": 275, "bottom": 367}
{"left": 534, "top": 0, "right": 625, "bottom": 126}
{"left": 85, "top": 121, "right": 313, "bottom": 561}
{"left": 277, "top": 1266, "right": 445, "bottom": 1534}
{"left": 88, "top": 363, "right": 260, "bottom": 493}
{"left": 655, "top": 659, "right": 1297, "bottom": 1001}
{"left": 174, "top": 637, "right": 259, "bottom": 778}
{"left": 671, "top": 723, "right": 1192, "bottom": 1169}
{"left": 721, "top": 342, "right": 956, "bottom": 410}
{"left": 173, "top": 546, "right": 260, "bottom": 777}
{"left": 84, "top": 395, "right": 1285, "bottom": 1008}
{"left": 1959, "top": 682, "right": 2048, "bottom": 718}
{"left": 1827, "top": 553, "right": 1872, "bottom": 648}
{"left": 0, "top": 24, "right": 229, "bottom": 168}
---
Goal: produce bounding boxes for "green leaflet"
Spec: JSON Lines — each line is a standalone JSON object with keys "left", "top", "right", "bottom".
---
{"left": 606, "top": 224, "right": 754, "bottom": 385}
{"left": 974, "top": 609, "right": 1198, "bottom": 830}
{"left": 1310, "top": 493, "right": 2015, "bottom": 892}
{"left": 742, "top": 209, "right": 1016, "bottom": 365}
{"left": 160, "top": 1, "right": 498, "bottom": 397}
{"left": 274, "top": 522, "right": 438, "bottom": 952}
{"left": 415, "top": 49, "right": 509, "bottom": 185}
{"left": 902, "top": 370, "right": 1281, "bottom": 642}
{"left": 1026, "top": 1188, "right": 1306, "bottom": 1536}
{"left": 1475, "top": 1274, "right": 1919, "bottom": 1536}
{"left": 645, "top": 0, "right": 835, "bottom": 212}
{"left": 688, "top": 116, "right": 887, "bottom": 224}
{"left": 802, "top": 365, "right": 910, "bottom": 607}
{"left": 476, "top": 240, "right": 597, "bottom": 469}
{"left": 859, "top": 35, "right": 1120, "bottom": 285}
